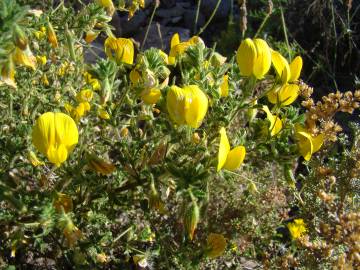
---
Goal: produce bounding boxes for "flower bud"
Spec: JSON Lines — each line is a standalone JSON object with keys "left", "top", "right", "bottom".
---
{"left": 192, "top": 132, "right": 201, "bottom": 144}
{"left": 46, "top": 22, "right": 58, "bottom": 48}
{"left": 28, "top": 151, "right": 44, "bottom": 167}
{"left": 183, "top": 200, "right": 200, "bottom": 240}
{"left": 13, "top": 24, "right": 28, "bottom": 50}
{"left": 85, "top": 30, "right": 99, "bottom": 43}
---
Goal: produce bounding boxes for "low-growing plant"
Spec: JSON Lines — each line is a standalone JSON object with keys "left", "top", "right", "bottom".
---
{"left": 0, "top": 1, "right": 359, "bottom": 269}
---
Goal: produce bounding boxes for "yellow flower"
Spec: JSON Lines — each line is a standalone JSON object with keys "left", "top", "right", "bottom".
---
{"left": 71, "top": 102, "right": 91, "bottom": 121}
{"left": 85, "top": 30, "right": 99, "bottom": 43}
{"left": 217, "top": 127, "right": 246, "bottom": 171}
{"left": 166, "top": 85, "right": 208, "bottom": 128}
{"left": 32, "top": 112, "right": 79, "bottom": 167}
{"left": 12, "top": 47, "right": 36, "bottom": 70}
{"left": 104, "top": 36, "right": 134, "bottom": 65}
{"left": 294, "top": 124, "right": 324, "bottom": 161}
{"left": 168, "top": 33, "right": 205, "bottom": 65}
{"left": 287, "top": 218, "right": 307, "bottom": 239}
{"left": 219, "top": 74, "right": 229, "bottom": 97}
{"left": 46, "top": 22, "right": 58, "bottom": 48}
{"left": 0, "top": 59, "right": 17, "bottom": 89}
{"left": 267, "top": 52, "right": 303, "bottom": 106}
{"left": 57, "top": 61, "right": 70, "bottom": 77}
{"left": 97, "top": 0, "right": 115, "bottom": 16}
{"left": 267, "top": 84, "right": 300, "bottom": 106}
{"left": 140, "top": 88, "right": 161, "bottom": 105}
{"left": 271, "top": 51, "right": 302, "bottom": 84}
{"left": 130, "top": 68, "right": 141, "bottom": 85}
{"left": 28, "top": 151, "right": 44, "bottom": 166}
{"left": 206, "top": 233, "right": 227, "bottom": 258}
{"left": 262, "top": 106, "right": 282, "bottom": 136}
{"left": 98, "top": 107, "right": 110, "bottom": 119}
{"left": 76, "top": 89, "right": 94, "bottom": 103}
{"left": 236, "top": 38, "right": 271, "bottom": 79}
{"left": 36, "top": 55, "right": 47, "bottom": 66}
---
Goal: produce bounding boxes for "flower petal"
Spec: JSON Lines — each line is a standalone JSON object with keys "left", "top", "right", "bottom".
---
{"left": 289, "top": 56, "right": 302, "bottom": 82}
{"left": 253, "top": 39, "right": 271, "bottom": 79}
{"left": 223, "top": 146, "right": 246, "bottom": 171}
{"left": 166, "top": 86, "right": 187, "bottom": 125}
{"left": 279, "top": 84, "right": 299, "bottom": 106}
{"left": 236, "top": 38, "right": 257, "bottom": 77}
{"left": 217, "top": 127, "right": 230, "bottom": 172}
{"left": 271, "top": 50, "right": 290, "bottom": 83}
{"left": 183, "top": 85, "right": 208, "bottom": 128}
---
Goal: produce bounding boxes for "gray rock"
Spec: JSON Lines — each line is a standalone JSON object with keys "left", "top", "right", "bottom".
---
{"left": 119, "top": 10, "right": 147, "bottom": 36}
{"left": 161, "top": 0, "right": 176, "bottom": 8}
{"left": 201, "top": 0, "right": 231, "bottom": 20}
{"left": 84, "top": 40, "right": 106, "bottom": 64}
{"left": 183, "top": 8, "right": 206, "bottom": 31}
{"left": 156, "top": 4, "right": 185, "bottom": 18}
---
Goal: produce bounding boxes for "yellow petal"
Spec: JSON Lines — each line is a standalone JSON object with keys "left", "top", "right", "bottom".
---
{"left": 279, "top": 84, "right": 299, "bottom": 106}
{"left": 295, "top": 124, "right": 313, "bottom": 161}
{"left": 166, "top": 85, "right": 187, "bottom": 125}
{"left": 105, "top": 37, "right": 134, "bottom": 65}
{"left": 130, "top": 69, "right": 141, "bottom": 85}
{"left": 271, "top": 50, "right": 290, "bottom": 83}
{"left": 219, "top": 75, "right": 229, "bottom": 97}
{"left": 188, "top": 36, "right": 205, "bottom": 48}
{"left": 12, "top": 47, "right": 36, "bottom": 70}
{"left": 253, "top": 39, "right": 271, "bottom": 79}
{"left": 141, "top": 88, "right": 161, "bottom": 105}
{"left": 223, "top": 146, "right": 246, "bottom": 171}
{"left": 217, "top": 127, "right": 230, "bottom": 172}
{"left": 47, "top": 144, "right": 68, "bottom": 167}
{"left": 312, "top": 133, "right": 324, "bottom": 153}
{"left": 263, "top": 105, "right": 282, "bottom": 136}
{"left": 76, "top": 89, "right": 93, "bottom": 103}
{"left": 98, "top": 107, "right": 110, "bottom": 119}
{"left": 32, "top": 112, "right": 78, "bottom": 166}
{"left": 0, "top": 59, "right": 17, "bottom": 89}
{"left": 85, "top": 30, "right": 99, "bottom": 44}
{"left": 236, "top": 38, "right": 257, "bottom": 77}
{"left": 183, "top": 85, "right": 208, "bottom": 128}
{"left": 170, "top": 33, "right": 180, "bottom": 48}
{"left": 289, "top": 56, "right": 303, "bottom": 82}
{"left": 267, "top": 86, "right": 280, "bottom": 104}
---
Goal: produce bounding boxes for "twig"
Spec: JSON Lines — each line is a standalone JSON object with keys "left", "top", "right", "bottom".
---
{"left": 280, "top": 7, "right": 291, "bottom": 61}
{"left": 141, "top": 1, "right": 159, "bottom": 51}
{"left": 193, "top": 0, "right": 202, "bottom": 35}
{"left": 197, "top": 0, "right": 222, "bottom": 36}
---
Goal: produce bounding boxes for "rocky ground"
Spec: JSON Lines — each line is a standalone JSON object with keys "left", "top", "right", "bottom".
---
{"left": 85, "top": 0, "right": 234, "bottom": 62}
